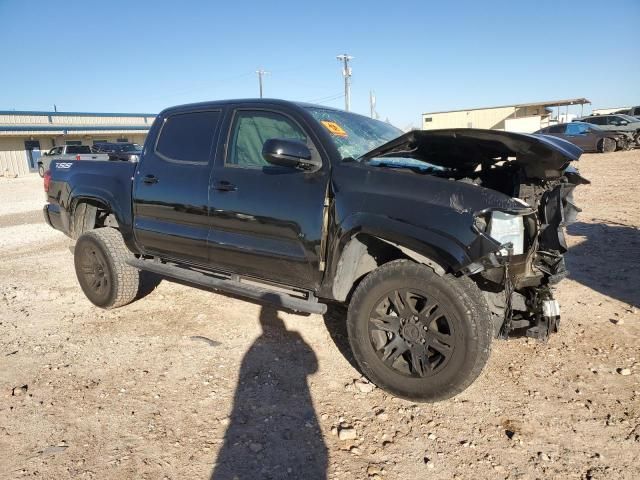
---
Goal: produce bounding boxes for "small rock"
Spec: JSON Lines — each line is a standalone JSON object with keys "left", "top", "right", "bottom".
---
{"left": 618, "top": 368, "right": 632, "bottom": 376}
{"left": 367, "top": 465, "right": 381, "bottom": 476}
{"left": 350, "top": 446, "right": 361, "bottom": 455}
{"left": 428, "top": 433, "right": 437, "bottom": 440}
{"left": 219, "top": 417, "right": 230, "bottom": 427}
{"left": 338, "top": 427, "right": 357, "bottom": 441}
{"left": 460, "top": 440, "right": 471, "bottom": 448}
{"left": 249, "top": 442, "right": 263, "bottom": 453}
{"left": 538, "top": 452, "right": 550, "bottom": 462}
{"left": 493, "top": 465, "right": 506, "bottom": 472}
{"left": 610, "top": 318, "right": 624, "bottom": 325}
{"left": 355, "top": 380, "right": 376, "bottom": 394}
{"left": 12, "top": 385, "right": 28, "bottom": 396}
{"left": 331, "top": 427, "right": 338, "bottom": 436}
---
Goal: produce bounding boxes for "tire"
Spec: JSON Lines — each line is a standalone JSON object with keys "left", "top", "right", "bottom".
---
{"left": 74, "top": 228, "right": 139, "bottom": 309}
{"left": 635, "top": 133, "right": 640, "bottom": 147}
{"left": 347, "top": 260, "right": 492, "bottom": 402}
{"left": 598, "top": 138, "right": 616, "bottom": 153}
{"left": 38, "top": 164, "right": 44, "bottom": 177}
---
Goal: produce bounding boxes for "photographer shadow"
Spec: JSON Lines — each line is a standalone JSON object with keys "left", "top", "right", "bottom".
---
{"left": 211, "top": 307, "right": 327, "bottom": 479}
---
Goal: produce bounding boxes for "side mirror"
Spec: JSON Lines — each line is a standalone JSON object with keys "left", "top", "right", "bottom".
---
{"left": 262, "top": 138, "right": 320, "bottom": 170}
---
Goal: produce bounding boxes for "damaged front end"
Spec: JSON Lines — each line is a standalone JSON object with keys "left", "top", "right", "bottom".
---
{"left": 473, "top": 163, "right": 590, "bottom": 340}
{"left": 361, "top": 129, "right": 590, "bottom": 340}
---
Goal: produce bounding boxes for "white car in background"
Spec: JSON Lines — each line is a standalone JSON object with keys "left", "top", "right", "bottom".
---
{"left": 38, "top": 145, "right": 108, "bottom": 176}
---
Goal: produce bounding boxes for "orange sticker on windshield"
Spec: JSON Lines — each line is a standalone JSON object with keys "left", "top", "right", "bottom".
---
{"left": 321, "top": 120, "right": 348, "bottom": 137}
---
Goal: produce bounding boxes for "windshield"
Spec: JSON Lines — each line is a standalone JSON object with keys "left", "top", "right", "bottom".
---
{"left": 619, "top": 114, "right": 639, "bottom": 123}
{"left": 587, "top": 123, "right": 603, "bottom": 131}
{"left": 306, "top": 107, "right": 402, "bottom": 160}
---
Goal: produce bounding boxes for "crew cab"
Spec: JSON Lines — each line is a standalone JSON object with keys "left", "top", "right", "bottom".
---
{"left": 38, "top": 145, "right": 108, "bottom": 176}
{"left": 43, "top": 99, "right": 588, "bottom": 401}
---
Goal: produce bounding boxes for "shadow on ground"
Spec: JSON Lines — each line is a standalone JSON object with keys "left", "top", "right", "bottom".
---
{"left": 211, "top": 307, "right": 327, "bottom": 479}
{"left": 566, "top": 221, "right": 640, "bottom": 307}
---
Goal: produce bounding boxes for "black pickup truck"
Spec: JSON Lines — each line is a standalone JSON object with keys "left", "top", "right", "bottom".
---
{"left": 43, "top": 99, "right": 588, "bottom": 401}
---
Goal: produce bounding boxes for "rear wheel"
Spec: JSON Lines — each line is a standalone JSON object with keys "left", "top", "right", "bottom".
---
{"left": 598, "top": 137, "right": 616, "bottom": 153}
{"left": 347, "top": 260, "right": 492, "bottom": 402}
{"left": 74, "top": 228, "right": 139, "bottom": 309}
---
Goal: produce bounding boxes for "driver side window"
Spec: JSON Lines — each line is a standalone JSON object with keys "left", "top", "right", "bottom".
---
{"left": 227, "top": 110, "right": 307, "bottom": 169}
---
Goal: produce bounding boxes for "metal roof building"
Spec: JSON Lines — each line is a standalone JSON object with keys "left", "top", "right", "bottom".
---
{"left": 0, "top": 110, "right": 155, "bottom": 176}
{"left": 421, "top": 98, "right": 591, "bottom": 133}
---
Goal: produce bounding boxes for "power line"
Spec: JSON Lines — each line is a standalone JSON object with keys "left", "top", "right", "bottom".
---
{"left": 304, "top": 92, "right": 345, "bottom": 103}
{"left": 256, "top": 69, "right": 270, "bottom": 98}
{"left": 336, "top": 54, "right": 353, "bottom": 111}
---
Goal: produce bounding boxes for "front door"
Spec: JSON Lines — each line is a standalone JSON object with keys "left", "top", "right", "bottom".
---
{"left": 132, "top": 109, "right": 223, "bottom": 265}
{"left": 208, "top": 107, "right": 329, "bottom": 290}
{"left": 564, "top": 123, "right": 591, "bottom": 150}
{"left": 24, "top": 140, "right": 41, "bottom": 172}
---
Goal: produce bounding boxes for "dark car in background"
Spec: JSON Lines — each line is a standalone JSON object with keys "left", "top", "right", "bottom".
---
{"left": 576, "top": 114, "right": 640, "bottom": 146}
{"left": 92, "top": 142, "right": 143, "bottom": 162}
{"left": 535, "top": 122, "right": 630, "bottom": 152}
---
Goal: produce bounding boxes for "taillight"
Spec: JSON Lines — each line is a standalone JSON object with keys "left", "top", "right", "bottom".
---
{"left": 43, "top": 170, "right": 52, "bottom": 193}
{"left": 76, "top": 154, "right": 81, "bottom": 160}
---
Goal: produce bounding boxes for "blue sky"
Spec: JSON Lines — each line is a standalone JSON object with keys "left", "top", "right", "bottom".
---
{"left": 0, "top": 0, "right": 638, "bottom": 127}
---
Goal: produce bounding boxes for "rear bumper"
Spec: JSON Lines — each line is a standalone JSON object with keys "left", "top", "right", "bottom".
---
{"left": 43, "top": 204, "right": 65, "bottom": 233}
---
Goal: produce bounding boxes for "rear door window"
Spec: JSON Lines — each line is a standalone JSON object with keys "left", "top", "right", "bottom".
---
{"left": 548, "top": 125, "right": 564, "bottom": 133}
{"left": 155, "top": 111, "right": 221, "bottom": 163}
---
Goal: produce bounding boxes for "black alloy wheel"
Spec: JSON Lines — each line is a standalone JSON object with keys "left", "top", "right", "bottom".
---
{"left": 368, "top": 288, "right": 455, "bottom": 378}
{"left": 347, "top": 260, "right": 493, "bottom": 402}
{"left": 76, "top": 240, "right": 112, "bottom": 305}
{"left": 74, "top": 228, "right": 140, "bottom": 309}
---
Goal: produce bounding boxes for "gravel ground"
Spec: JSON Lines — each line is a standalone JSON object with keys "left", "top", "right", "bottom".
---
{"left": 1, "top": 152, "right": 639, "bottom": 480}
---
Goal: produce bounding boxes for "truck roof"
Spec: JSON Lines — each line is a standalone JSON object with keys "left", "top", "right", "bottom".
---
{"left": 159, "top": 98, "right": 343, "bottom": 116}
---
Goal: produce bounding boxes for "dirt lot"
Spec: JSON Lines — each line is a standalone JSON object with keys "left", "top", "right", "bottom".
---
{"left": 1, "top": 151, "right": 639, "bottom": 480}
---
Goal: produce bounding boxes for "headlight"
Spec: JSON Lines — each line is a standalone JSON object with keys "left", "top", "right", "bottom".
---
{"left": 487, "top": 211, "right": 524, "bottom": 255}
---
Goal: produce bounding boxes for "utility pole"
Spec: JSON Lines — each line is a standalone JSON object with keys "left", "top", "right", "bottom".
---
{"left": 255, "top": 69, "right": 269, "bottom": 98}
{"left": 369, "top": 90, "right": 376, "bottom": 119}
{"left": 336, "top": 54, "right": 353, "bottom": 111}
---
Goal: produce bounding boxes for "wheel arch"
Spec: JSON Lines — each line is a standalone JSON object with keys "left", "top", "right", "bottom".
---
{"left": 67, "top": 187, "right": 137, "bottom": 252}
{"left": 330, "top": 232, "right": 453, "bottom": 302}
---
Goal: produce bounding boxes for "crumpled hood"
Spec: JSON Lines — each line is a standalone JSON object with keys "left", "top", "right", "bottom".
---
{"left": 359, "top": 128, "right": 582, "bottom": 179}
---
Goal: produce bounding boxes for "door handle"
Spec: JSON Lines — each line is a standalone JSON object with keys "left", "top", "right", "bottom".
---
{"left": 214, "top": 180, "right": 237, "bottom": 192}
{"left": 143, "top": 175, "right": 158, "bottom": 185}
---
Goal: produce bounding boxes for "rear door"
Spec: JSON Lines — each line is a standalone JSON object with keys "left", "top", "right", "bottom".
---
{"left": 132, "top": 108, "right": 223, "bottom": 265}
{"left": 207, "top": 106, "right": 329, "bottom": 289}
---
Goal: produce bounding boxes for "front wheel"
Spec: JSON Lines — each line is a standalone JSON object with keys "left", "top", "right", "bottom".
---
{"left": 598, "top": 138, "right": 617, "bottom": 153}
{"left": 74, "top": 228, "right": 140, "bottom": 309}
{"left": 347, "top": 260, "right": 492, "bottom": 402}
{"left": 38, "top": 164, "right": 44, "bottom": 177}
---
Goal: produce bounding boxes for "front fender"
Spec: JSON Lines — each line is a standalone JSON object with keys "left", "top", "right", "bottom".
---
{"left": 336, "top": 212, "right": 474, "bottom": 271}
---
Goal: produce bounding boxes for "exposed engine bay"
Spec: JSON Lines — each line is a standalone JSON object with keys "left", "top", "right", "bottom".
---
{"left": 361, "top": 128, "right": 591, "bottom": 340}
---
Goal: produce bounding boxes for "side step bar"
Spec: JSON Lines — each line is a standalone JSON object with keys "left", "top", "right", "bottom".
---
{"left": 126, "top": 258, "right": 327, "bottom": 315}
